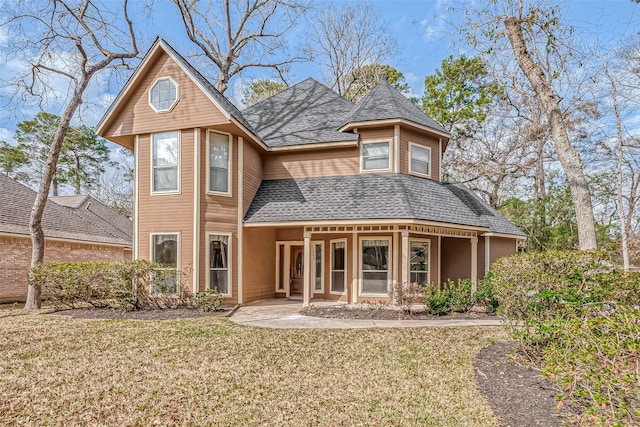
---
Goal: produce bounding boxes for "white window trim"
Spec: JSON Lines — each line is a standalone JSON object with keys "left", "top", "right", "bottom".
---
{"left": 409, "top": 238, "right": 431, "bottom": 286}
{"left": 149, "top": 232, "right": 181, "bottom": 295}
{"left": 359, "top": 236, "right": 392, "bottom": 297}
{"left": 360, "top": 140, "right": 392, "bottom": 173}
{"left": 150, "top": 130, "right": 181, "bottom": 196}
{"left": 312, "top": 241, "right": 325, "bottom": 294}
{"left": 408, "top": 142, "right": 432, "bottom": 179}
{"left": 206, "top": 130, "right": 233, "bottom": 197}
{"left": 205, "top": 232, "right": 233, "bottom": 298}
{"left": 148, "top": 76, "right": 179, "bottom": 113}
{"left": 330, "top": 238, "right": 347, "bottom": 295}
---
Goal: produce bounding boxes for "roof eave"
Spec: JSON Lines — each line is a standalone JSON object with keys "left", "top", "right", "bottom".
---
{"left": 268, "top": 139, "right": 359, "bottom": 151}
{"left": 339, "top": 119, "right": 450, "bottom": 139}
{"left": 243, "top": 218, "right": 489, "bottom": 232}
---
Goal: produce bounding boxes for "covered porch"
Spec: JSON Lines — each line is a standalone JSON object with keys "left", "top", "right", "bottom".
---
{"left": 244, "top": 220, "right": 486, "bottom": 307}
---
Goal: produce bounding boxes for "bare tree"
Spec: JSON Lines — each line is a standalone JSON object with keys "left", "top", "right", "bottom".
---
{"left": 305, "top": 3, "right": 395, "bottom": 97}
{"left": 173, "top": 0, "right": 310, "bottom": 94}
{"left": 501, "top": 8, "right": 598, "bottom": 250}
{"left": 1, "top": 0, "right": 138, "bottom": 309}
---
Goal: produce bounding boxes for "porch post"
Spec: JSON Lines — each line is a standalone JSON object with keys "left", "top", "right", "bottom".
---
{"left": 303, "top": 230, "right": 311, "bottom": 308}
{"left": 470, "top": 236, "right": 478, "bottom": 293}
{"left": 401, "top": 230, "right": 409, "bottom": 285}
{"left": 484, "top": 235, "right": 491, "bottom": 276}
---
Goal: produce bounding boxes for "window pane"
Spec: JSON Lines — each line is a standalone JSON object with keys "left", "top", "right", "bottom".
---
{"left": 315, "top": 244, "right": 322, "bottom": 291}
{"left": 362, "top": 271, "right": 388, "bottom": 294}
{"left": 362, "top": 240, "right": 388, "bottom": 271}
{"left": 210, "top": 270, "right": 228, "bottom": 293}
{"left": 331, "top": 271, "right": 345, "bottom": 293}
{"left": 210, "top": 235, "right": 228, "bottom": 269}
{"left": 154, "top": 167, "right": 178, "bottom": 192}
{"left": 277, "top": 244, "right": 285, "bottom": 291}
{"left": 153, "top": 132, "right": 179, "bottom": 192}
{"left": 410, "top": 272, "right": 429, "bottom": 287}
{"left": 362, "top": 142, "right": 389, "bottom": 170}
{"left": 411, "top": 145, "right": 430, "bottom": 175}
{"left": 210, "top": 132, "right": 230, "bottom": 193}
{"left": 150, "top": 79, "right": 177, "bottom": 111}
{"left": 152, "top": 235, "right": 177, "bottom": 267}
{"left": 152, "top": 274, "right": 177, "bottom": 295}
{"left": 332, "top": 241, "right": 345, "bottom": 270}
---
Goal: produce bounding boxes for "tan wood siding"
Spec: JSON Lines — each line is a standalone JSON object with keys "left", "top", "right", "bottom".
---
{"left": 105, "top": 52, "right": 229, "bottom": 138}
{"left": 137, "top": 131, "right": 195, "bottom": 290}
{"left": 400, "top": 128, "right": 440, "bottom": 180}
{"left": 490, "top": 237, "right": 517, "bottom": 265}
{"left": 263, "top": 147, "right": 359, "bottom": 180}
{"left": 358, "top": 127, "right": 394, "bottom": 142}
{"left": 276, "top": 228, "right": 304, "bottom": 241}
{"left": 440, "top": 237, "right": 471, "bottom": 284}
{"left": 478, "top": 236, "right": 486, "bottom": 278}
{"left": 198, "top": 134, "right": 240, "bottom": 302}
{"left": 243, "top": 227, "right": 276, "bottom": 303}
{"left": 243, "top": 141, "right": 263, "bottom": 215}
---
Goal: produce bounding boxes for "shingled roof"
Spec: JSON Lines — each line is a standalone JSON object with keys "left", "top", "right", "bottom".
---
{"left": 244, "top": 174, "right": 524, "bottom": 236}
{"left": 242, "top": 78, "right": 359, "bottom": 147}
{"left": 0, "top": 174, "right": 132, "bottom": 246}
{"left": 342, "top": 79, "right": 448, "bottom": 134}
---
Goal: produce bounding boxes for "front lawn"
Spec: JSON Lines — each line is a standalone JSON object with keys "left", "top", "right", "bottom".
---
{"left": 0, "top": 310, "right": 505, "bottom": 426}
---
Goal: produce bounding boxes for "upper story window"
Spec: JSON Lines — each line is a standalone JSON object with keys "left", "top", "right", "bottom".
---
{"left": 209, "top": 131, "right": 231, "bottom": 194}
{"left": 152, "top": 131, "right": 180, "bottom": 194}
{"left": 149, "top": 77, "right": 178, "bottom": 113}
{"left": 361, "top": 141, "right": 390, "bottom": 171}
{"left": 409, "top": 142, "right": 431, "bottom": 178}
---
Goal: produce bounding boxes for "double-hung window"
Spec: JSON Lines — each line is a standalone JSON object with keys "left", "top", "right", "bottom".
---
{"left": 152, "top": 131, "right": 180, "bottom": 193}
{"left": 151, "top": 234, "right": 179, "bottom": 294}
{"left": 409, "top": 143, "right": 431, "bottom": 177}
{"left": 361, "top": 238, "right": 390, "bottom": 295}
{"left": 361, "top": 141, "right": 390, "bottom": 171}
{"left": 409, "top": 240, "right": 430, "bottom": 286}
{"left": 209, "top": 132, "right": 230, "bottom": 194}
{"left": 330, "top": 240, "right": 346, "bottom": 294}
{"left": 208, "top": 234, "right": 230, "bottom": 295}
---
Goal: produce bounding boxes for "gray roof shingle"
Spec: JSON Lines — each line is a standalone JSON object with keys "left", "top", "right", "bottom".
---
{"left": 244, "top": 174, "right": 525, "bottom": 236}
{"left": 0, "top": 174, "right": 132, "bottom": 246}
{"left": 242, "top": 78, "right": 359, "bottom": 147}
{"left": 343, "top": 79, "right": 448, "bottom": 134}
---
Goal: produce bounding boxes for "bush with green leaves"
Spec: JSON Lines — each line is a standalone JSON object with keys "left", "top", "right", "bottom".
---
{"left": 423, "top": 279, "right": 475, "bottom": 315}
{"left": 487, "top": 249, "right": 640, "bottom": 425}
{"left": 192, "top": 289, "right": 223, "bottom": 312}
{"left": 473, "top": 274, "right": 499, "bottom": 314}
{"left": 31, "top": 260, "right": 192, "bottom": 310}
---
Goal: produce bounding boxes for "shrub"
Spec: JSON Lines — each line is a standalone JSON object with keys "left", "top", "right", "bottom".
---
{"left": 425, "top": 287, "right": 450, "bottom": 315}
{"left": 32, "top": 260, "right": 192, "bottom": 310}
{"left": 387, "top": 281, "right": 424, "bottom": 313}
{"left": 448, "top": 279, "right": 474, "bottom": 312}
{"left": 487, "top": 249, "right": 640, "bottom": 425}
{"left": 192, "top": 289, "right": 223, "bottom": 312}
{"left": 473, "top": 275, "right": 499, "bottom": 314}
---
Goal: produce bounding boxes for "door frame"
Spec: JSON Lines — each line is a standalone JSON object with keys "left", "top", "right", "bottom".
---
{"left": 275, "top": 240, "right": 323, "bottom": 297}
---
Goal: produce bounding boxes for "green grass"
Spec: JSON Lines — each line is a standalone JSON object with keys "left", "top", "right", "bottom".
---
{"left": 0, "top": 310, "right": 506, "bottom": 426}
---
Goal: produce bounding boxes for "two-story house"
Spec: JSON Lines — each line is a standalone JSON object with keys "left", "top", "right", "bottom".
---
{"left": 96, "top": 39, "right": 525, "bottom": 307}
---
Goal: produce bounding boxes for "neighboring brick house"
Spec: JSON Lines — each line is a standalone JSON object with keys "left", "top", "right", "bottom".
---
{"left": 96, "top": 38, "right": 525, "bottom": 308}
{"left": 0, "top": 175, "right": 132, "bottom": 302}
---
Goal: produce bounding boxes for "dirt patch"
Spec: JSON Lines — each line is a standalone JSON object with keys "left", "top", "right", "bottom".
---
{"left": 301, "top": 304, "right": 496, "bottom": 321}
{"left": 51, "top": 306, "right": 236, "bottom": 320}
{"left": 474, "top": 341, "right": 581, "bottom": 426}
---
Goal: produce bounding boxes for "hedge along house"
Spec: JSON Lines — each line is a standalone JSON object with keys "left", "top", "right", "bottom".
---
{"left": 0, "top": 174, "right": 132, "bottom": 303}
{"left": 96, "top": 39, "right": 525, "bottom": 307}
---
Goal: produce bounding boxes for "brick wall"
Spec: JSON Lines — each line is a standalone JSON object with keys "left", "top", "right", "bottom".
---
{"left": 0, "top": 235, "right": 130, "bottom": 303}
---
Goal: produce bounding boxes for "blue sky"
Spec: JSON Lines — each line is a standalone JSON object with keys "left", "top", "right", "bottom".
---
{"left": 0, "top": 0, "right": 638, "bottom": 141}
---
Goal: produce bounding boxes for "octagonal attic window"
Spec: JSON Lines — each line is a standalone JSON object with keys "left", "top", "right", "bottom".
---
{"left": 149, "top": 77, "right": 178, "bottom": 113}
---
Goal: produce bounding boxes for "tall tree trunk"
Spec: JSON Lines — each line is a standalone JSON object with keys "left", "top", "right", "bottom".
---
{"left": 24, "top": 78, "right": 89, "bottom": 310}
{"left": 52, "top": 177, "right": 59, "bottom": 196}
{"left": 605, "top": 65, "right": 629, "bottom": 271}
{"left": 504, "top": 17, "right": 597, "bottom": 250}
{"left": 75, "top": 156, "right": 81, "bottom": 195}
